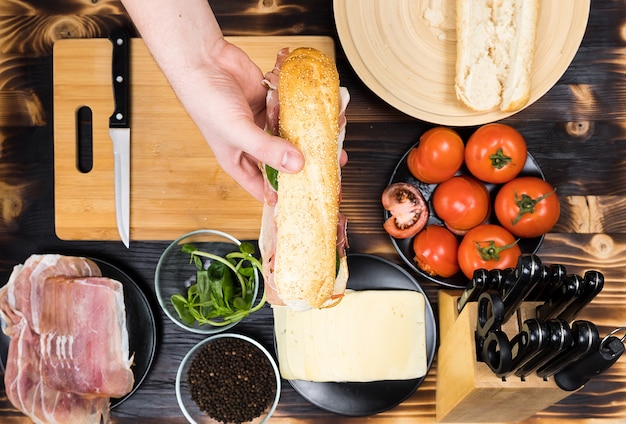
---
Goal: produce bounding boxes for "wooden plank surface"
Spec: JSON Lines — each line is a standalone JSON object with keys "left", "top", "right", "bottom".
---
{"left": 53, "top": 36, "right": 335, "bottom": 242}
{"left": 2, "top": 0, "right": 626, "bottom": 423}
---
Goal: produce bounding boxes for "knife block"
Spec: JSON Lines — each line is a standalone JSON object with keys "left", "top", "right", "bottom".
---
{"left": 436, "top": 291, "right": 577, "bottom": 423}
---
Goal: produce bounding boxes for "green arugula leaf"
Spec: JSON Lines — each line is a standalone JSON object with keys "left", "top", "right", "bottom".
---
{"left": 170, "top": 242, "right": 266, "bottom": 327}
{"left": 265, "top": 164, "right": 279, "bottom": 191}
{"left": 171, "top": 294, "right": 196, "bottom": 326}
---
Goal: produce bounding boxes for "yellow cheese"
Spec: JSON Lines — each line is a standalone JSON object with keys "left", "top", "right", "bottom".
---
{"left": 273, "top": 290, "right": 427, "bottom": 382}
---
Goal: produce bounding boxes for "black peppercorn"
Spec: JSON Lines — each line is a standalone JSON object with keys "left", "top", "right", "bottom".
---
{"left": 187, "top": 337, "right": 277, "bottom": 424}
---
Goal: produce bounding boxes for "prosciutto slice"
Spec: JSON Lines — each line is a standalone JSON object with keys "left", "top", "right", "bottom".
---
{"left": 0, "top": 254, "right": 134, "bottom": 424}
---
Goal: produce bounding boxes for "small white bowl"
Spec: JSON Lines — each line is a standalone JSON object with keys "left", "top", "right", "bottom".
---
{"left": 176, "top": 333, "right": 281, "bottom": 424}
{"left": 155, "top": 230, "right": 260, "bottom": 334}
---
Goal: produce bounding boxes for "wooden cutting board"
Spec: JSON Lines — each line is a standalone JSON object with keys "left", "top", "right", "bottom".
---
{"left": 53, "top": 36, "right": 335, "bottom": 242}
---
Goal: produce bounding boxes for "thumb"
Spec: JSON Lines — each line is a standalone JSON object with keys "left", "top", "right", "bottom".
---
{"left": 252, "top": 131, "right": 304, "bottom": 174}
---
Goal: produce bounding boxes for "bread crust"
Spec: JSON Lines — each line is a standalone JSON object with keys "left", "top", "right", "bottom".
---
{"left": 274, "top": 48, "right": 341, "bottom": 310}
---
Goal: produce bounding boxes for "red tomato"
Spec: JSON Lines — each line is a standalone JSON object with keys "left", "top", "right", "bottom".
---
{"left": 465, "top": 123, "right": 528, "bottom": 184}
{"left": 382, "top": 183, "right": 429, "bottom": 239}
{"left": 494, "top": 176, "right": 560, "bottom": 238}
{"left": 458, "top": 224, "right": 522, "bottom": 279}
{"left": 407, "top": 127, "right": 465, "bottom": 184}
{"left": 413, "top": 225, "right": 460, "bottom": 278}
{"left": 432, "top": 175, "right": 491, "bottom": 235}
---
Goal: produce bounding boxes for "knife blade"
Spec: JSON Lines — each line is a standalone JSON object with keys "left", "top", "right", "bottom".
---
{"left": 109, "top": 28, "right": 131, "bottom": 248}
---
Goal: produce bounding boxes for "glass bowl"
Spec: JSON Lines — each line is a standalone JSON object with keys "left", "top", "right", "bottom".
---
{"left": 155, "top": 229, "right": 260, "bottom": 334}
{"left": 176, "top": 333, "right": 281, "bottom": 424}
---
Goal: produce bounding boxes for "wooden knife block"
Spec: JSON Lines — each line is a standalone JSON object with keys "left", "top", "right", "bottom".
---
{"left": 436, "top": 291, "right": 577, "bottom": 423}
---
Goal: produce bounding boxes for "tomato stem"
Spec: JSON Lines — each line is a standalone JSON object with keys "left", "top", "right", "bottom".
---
{"left": 512, "top": 188, "right": 557, "bottom": 225}
{"left": 474, "top": 239, "right": 519, "bottom": 261}
{"left": 490, "top": 148, "right": 512, "bottom": 169}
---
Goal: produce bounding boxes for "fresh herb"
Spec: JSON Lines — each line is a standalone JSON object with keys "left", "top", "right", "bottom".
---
{"left": 170, "top": 242, "right": 266, "bottom": 327}
{"left": 265, "top": 164, "right": 279, "bottom": 191}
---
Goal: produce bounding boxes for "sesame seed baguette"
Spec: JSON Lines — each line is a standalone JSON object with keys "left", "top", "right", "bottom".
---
{"left": 273, "top": 48, "right": 344, "bottom": 311}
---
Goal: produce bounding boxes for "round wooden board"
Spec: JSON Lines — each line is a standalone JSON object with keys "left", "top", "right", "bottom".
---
{"left": 334, "top": 0, "right": 591, "bottom": 126}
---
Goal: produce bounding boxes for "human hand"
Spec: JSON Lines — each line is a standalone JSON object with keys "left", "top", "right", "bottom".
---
{"left": 120, "top": 0, "right": 347, "bottom": 202}
{"left": 175, "top": 40, "right": 308, "bottom": 202}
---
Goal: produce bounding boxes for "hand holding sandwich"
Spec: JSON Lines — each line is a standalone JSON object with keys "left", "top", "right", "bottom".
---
{"left": 120, "top": 0, "right": 307, "bottom": 202}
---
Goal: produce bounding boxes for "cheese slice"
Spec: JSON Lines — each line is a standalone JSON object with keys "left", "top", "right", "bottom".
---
{"left": 273, "top": 289, "right": 427, "bottom": 382}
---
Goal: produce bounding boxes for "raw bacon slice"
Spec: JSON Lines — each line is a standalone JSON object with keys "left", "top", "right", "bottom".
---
{"left": 0, "top": 254, "right": 134, "bottom": 424}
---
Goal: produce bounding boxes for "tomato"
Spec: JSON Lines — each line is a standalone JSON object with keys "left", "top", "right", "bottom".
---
{"left": 465, "top": 123, "right": 528, "bottom": 184}
{"left": 432, "top": 175, "right": 491, "bottom": 235}
{"left": 413, "top": 225, "right": 460, "bottom": 278}
{"left": 382, "top": 183, "right": 429, "bottom": 239}
{"left": 457, "top": 224, "right": 522, "bottom": 279}
{"left": 494, "top": 176, "right": 560, "bottom": 238}
{"left": 407, "top": 127, "right": 465, "bottom": 184}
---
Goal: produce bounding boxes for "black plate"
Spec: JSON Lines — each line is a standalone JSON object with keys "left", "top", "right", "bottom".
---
{"left": 386, "top": 141, "right": 545, "bottom": 289}
{"left": 284, "top": 253, "right": 437, "bottom": 417}
{"left": 0, "top": 258, "right": 157, "bottom": 409}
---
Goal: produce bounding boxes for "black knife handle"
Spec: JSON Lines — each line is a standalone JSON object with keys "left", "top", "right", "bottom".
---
{"left": 536, "top": 274, "right": 582, "bottom": 321}
{"left": 458, "top": 269, "right": 488, "bottom": 313}
{"left": 509, "top": 319, "right": 551, "bottom": 375}
{"left": 536, "top": 320, "right": 600, "bottom": 378}
{"left": 558, "top": 271, "right": 604, "bottom": 322}
{"left": 502, "top": 254, "right": 542, "bottom": 322}
{"left": 554, "top": 334, "right": 625, "bottom": 391}
{"left": 109, "top": 28, "right": 130, "bottom": 128}
{"left": 514, "top": 319, "right": 572, "bottom": 378}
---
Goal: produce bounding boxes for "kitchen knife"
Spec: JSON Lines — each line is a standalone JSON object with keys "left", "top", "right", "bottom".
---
{"left": 558, "top": 270, "right": 604, "bottom": 322}
{"left": 457, "top": 268, "right": 488, "bottom": 313}
{"left": 536, "top": 320, "right": 600, "bottom": 378}
{"left": 534, "top": 263, "right": 568, "bottom": 301}
{"left": 514, "top": 319, "right": 572, "bottom": 378}
{"left": 109, "top": 28, "right": 131, "bottom": 248}
{"left": 536, "top": 274, "right": 582, "bottom": 321}
{"left": 458, "top": 267, "right": 512, "bottom": 314}
{"left": 526, "top": 264, "right": 555, "bottom": 300}
{"left": 501, "top": 254, "right": 542, "bottom": 322}
{"left": 509, "top": 318, "right": 551, "bottom": 376}
{"left": 554, "top": 328, "right": 625, "bottom": 391}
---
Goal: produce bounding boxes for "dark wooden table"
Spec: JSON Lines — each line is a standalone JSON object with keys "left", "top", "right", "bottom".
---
{"left": 1, "top": 0, "right": 626, "bottom": 423}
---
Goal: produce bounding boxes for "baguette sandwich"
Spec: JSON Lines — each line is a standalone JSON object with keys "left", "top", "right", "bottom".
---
{"left": 455, "top": 0, "right": 539, "bottom": 112}
{"left": 260, "top": 48, "right": 350, "bottom": 311}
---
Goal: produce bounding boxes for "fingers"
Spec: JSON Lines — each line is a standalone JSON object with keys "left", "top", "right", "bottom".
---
{"left": 209, "top": 120, "right": 305, "bottom": 203}
{"left": 231, "top": 120, "right": 304, "bottom": 174}
{"left": 255, "top": 133, "right": 305, "bottom": 174}
{"left": 229, "top": 154, "right": 266, "bottom": 203}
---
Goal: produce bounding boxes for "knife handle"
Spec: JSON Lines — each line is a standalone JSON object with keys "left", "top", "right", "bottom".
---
{"left": 109, "top": 28, "right": 130, "bottom": 128}
{"left": 458, "top": 268, "right": 488, "bottom": 313}
{"left": 554, "top": 333, "right": 625, "bottom": 391}
{"left": 509, "top": 319, "right": 551, "bottom": 375}
{"left": 536, "top": 320, "right": 600, "bottom": 378}
{"left": 558, "top": 271, "right": 604, "bottom": 322}
{"left": 536, "top": 274, "right": 582, "bottom": 321}
{"left": 514, "top": 319, "right": 572, "bottom": 378}
{"left": 502, "top": 254, "right": 542, "bottom": 322}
